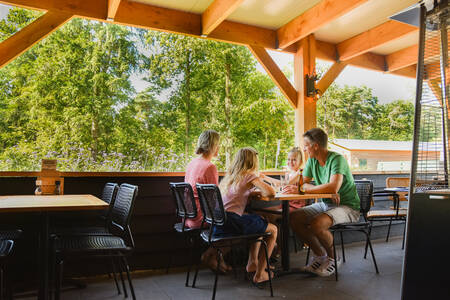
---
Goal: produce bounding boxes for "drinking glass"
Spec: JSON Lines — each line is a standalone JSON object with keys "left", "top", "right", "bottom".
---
{"left": 280, "top": 173, "right": 289, "bottom": 192}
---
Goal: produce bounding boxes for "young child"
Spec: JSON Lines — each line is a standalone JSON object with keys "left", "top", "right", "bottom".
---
{"left": 217, "top": 147, "right": 277, "bottom": 285}
{"left": 262, "top": 147, "right": 306, "bottom": 210}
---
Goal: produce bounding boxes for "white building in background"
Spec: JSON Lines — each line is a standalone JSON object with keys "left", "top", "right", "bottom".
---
{"left": 329, "top": 139, "right": 441, "bottom": 172}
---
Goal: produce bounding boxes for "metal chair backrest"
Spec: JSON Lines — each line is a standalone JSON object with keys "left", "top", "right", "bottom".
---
{"left": 386, "top": 177, "right": 409, "bottom": 201}
{"left": 101, "top": 182, "right": 119, "bottom": 220}
{"left": 354, "top": 180, "right": 374, "bottom": 217}
{"left": 196, "top": 184, "right": 226, "bottom": 227}
{"left": 109, "top": 183, "right": 138, "bottom": 247}
{"left": 169, "top": 182, "right": 197, "bottom": 219}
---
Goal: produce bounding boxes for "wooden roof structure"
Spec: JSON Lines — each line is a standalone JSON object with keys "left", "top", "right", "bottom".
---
{"left": 0, "top": 0, "right": 422, "bottom": 144}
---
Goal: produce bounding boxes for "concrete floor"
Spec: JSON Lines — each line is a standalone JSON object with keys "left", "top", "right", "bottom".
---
{"left": 42, "top": 236, "right": 404, "bottom": 300}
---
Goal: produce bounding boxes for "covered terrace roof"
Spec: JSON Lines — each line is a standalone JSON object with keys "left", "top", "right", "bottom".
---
{"left": 0, "top": 0, "right": 425, "bottom": 143}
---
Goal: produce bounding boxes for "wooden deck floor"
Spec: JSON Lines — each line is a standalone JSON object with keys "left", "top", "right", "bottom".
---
{"left": 34, "top": 237, "right": 403, "bottom": 300}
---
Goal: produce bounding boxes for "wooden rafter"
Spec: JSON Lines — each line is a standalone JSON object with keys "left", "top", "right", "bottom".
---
{"left": 337, "top": 20, "right": 418, "bottom": 61}
{"left": 248, "top": 45, "right": 297, "bottom": 108}
{"left": 107, "top": 0, "right": 122, "bottom": 21}
{"left": 316, "top": 62, "right": 348, "bottom": 95}
{"left": 277, "top": 0, "right": 368, "bottom": 49}
{"left": 0, "top": 11, "right": 72, "bottom": 68}
{"left": 428, "top": 78, "right": 443, "bottom": 107}
{"left": 386, "top": 32, "right": 448, "bottom": 72}
{"left": 202, "top": 0, "right": 244, "bottom": 36}
{"left": 0, "top": 0, "right": 107, "bottom": 19}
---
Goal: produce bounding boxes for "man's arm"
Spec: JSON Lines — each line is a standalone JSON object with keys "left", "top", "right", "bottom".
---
{"left": 302, "top": 174, "right": 343, "bottom": 194}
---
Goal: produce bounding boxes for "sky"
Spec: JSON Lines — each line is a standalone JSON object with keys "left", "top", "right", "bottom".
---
{"left": 0, "top": 4, "right": 416, "bottom": 104}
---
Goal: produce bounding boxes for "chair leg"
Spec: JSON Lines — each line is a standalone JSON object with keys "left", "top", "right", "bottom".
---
{"left": 55, "top": 259, "right": 63, "bottom": 300}
{"left": 332, "top": 231, "right": 338, "bottom": 281}
{"left": 110, "top": 257, "right": 121, "bottom": 294}
{"left": 402, "top": 220, "right": 406, "bottom": 250}
{"left": 212, "top": 249, "right": 222, "bottom": 300}
{"left": 166, "top": 253, "right": 174, "bottom": 274}
{"left": 340, "top": 231, "right": 346, "bottom": 263}
{"left": 292, "top": 232, "right": 298, "bottom": 253}
{"left": 364, "top": 222, "right": 373, "bottom": 259}
{"left": 192, "top": 262, "right": 200, "bottom": 288}
{"left": 186, "top": 236, "right": 195, "bottom": 287}
{"left": 305, "top": 246, "right": 310, "bottom": 266}
{"left": 259, "top": 240, "right": 273, "bottom": 297}
{"left": 364, "top": 231, "right": 379, "bottom": 274}
{"left": 117, "top": 257, "right": 128, "bottom": 298}
{"left": 386, "top": 217, "right": 393, "bottom": 242}
{"left": 0, "top": 266, "right": 4, "bottom": 300}
{"left": 121, "top": 256, "right": 136, "bottom": 300}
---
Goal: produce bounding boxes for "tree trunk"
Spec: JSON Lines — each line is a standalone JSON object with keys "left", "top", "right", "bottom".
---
{"left": 185, "top": 52, "right": 191, "bottom": 162}
{"left": 91, "top": 114, "right": 99, "bottom": 161}
{"left": 224, "top": 61, "right": 232, "bottom": 168}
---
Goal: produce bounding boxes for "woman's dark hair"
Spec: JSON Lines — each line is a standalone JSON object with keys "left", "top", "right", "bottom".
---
{"left": 303, "top": 128, "right": 328, "bottom": 148}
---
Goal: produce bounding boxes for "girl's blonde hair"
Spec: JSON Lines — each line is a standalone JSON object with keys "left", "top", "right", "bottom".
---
{"left": 195, "top": 130, "right": 220, "bottom": 155}
{"left": 288, "top": 147, "right": 304, "bottom": 167}
{"left": 220, "top": 147, "right": 259, "bottom": 193}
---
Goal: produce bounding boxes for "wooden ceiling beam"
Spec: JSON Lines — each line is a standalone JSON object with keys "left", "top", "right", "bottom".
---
{"left": 316, "top": 62, "right": 348, "bottom": 95}
{"left": 0, "top": 11, "right": 72, "bottom": 68}
{"left": 248, "top": 45, "right": 297, "bottom": 108}
{"left": 386, "top": 44, "right": 418, "bottom": 72}
{"left": 0, "top": 0, "right": 107, "bottom": 19}
{"left": 202, "top": 0, "right": 244, "bottom": 36}
{"left": 277, "top": 0, "right": 368, "bottom": 49}
{"left": 337, "top": 20, "right": 418, "bottom": 61}
{"left": 107, "top": 0, "right": 122, "bottom": 21}
{"left": 390, "top": 64, "right": 417, "bottom": 78}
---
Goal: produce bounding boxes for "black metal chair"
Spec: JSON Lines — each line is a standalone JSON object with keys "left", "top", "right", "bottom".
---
{"left": 52, "top": 183, "right": 138, "bottom": 300}
{"left": 167, "top": 182, "right": 203, "bottom": 287}
{"left": 367, "top": 190, "right": 407, "bottom": 250}
{"left": 0, "top": 239, "right": 14, "bottom": 300}
{"left": 305, "top": 180, "right": 379, "bottom": 281}
{"left": 193, "top": 184, "right": 273, "bottom": 300}
{"left": 52, "top": 182, "right": 119, "bottom": 236}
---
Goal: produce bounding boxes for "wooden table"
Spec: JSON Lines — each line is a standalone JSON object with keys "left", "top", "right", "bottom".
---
{"left": 0, "top": 195, "right": 108, "bottom": 300}
{"left": 261, "top": 193, "right": 336, "bottom": 273}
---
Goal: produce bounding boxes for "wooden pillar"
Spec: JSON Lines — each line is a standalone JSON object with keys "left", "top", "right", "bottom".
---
{"left": 294, "top": 34, "right": 316, "bottom": 147}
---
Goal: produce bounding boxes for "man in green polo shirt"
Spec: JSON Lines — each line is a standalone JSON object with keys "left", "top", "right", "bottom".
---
{"left": 286, "top": 128, "right": 360, "bottom": 277}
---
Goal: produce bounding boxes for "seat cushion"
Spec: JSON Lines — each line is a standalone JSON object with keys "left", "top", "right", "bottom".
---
{"left": 55, "top": 235, "right": 130, "bottom": 253}
{"left": 53, "top": 226, "right": 110, "bottom": 236}
{"left": 200, "top": 230, "right": 270, "bottom": 243}
{"left": 368, "top": 210, "right": 407, "bottom": 218}
{"left": 0, "top": 229, "right": 22, "bottom": 240}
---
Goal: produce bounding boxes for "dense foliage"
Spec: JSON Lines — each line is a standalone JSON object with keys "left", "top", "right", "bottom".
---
{"left": 0, "top": 9, "right": 414, "bottom": 171}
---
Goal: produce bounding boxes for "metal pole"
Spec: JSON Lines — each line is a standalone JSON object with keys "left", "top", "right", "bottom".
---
{"left": 402, "top": 4, "right": 427, "bottom": 299}
{"left": 439, "top": 6, "right": 450, "bottom": 186}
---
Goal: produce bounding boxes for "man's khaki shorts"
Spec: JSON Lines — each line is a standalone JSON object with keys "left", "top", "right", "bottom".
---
{"left": 290, "top": 202, "right": 360, "bottom": 226}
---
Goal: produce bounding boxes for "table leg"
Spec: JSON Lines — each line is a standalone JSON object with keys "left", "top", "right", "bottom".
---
{"left": 281, "top": 200, "right": 290, "bottom": 271}
{"left": 38, "top": 212, "right": 49, "bottom": 300}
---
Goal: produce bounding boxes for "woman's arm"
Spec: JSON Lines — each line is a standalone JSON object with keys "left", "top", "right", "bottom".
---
{"left": 260, "top": 173, "right": 280, "bottom": 186}
{"left": 251, "top": 177, "right": 276, "bottom": 198}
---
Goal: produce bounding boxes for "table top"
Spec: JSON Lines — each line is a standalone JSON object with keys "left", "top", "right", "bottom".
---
{"left": 0, "top": 194, "right": 108, "bottom": 212}
{"left": 261, "top": 193, "right": 336, "bottom": 201}
{"left": 384, "top": 187, "right": 409, "bottom": 193}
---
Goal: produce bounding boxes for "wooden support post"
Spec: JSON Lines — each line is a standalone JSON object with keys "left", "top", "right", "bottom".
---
{"left": 294, "top": 35, "right": 316, "bottom": 147}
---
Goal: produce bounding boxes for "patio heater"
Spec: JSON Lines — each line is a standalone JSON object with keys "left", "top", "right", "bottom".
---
{"left": 401, "top": 0, "right": 450, "bottom": 298}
